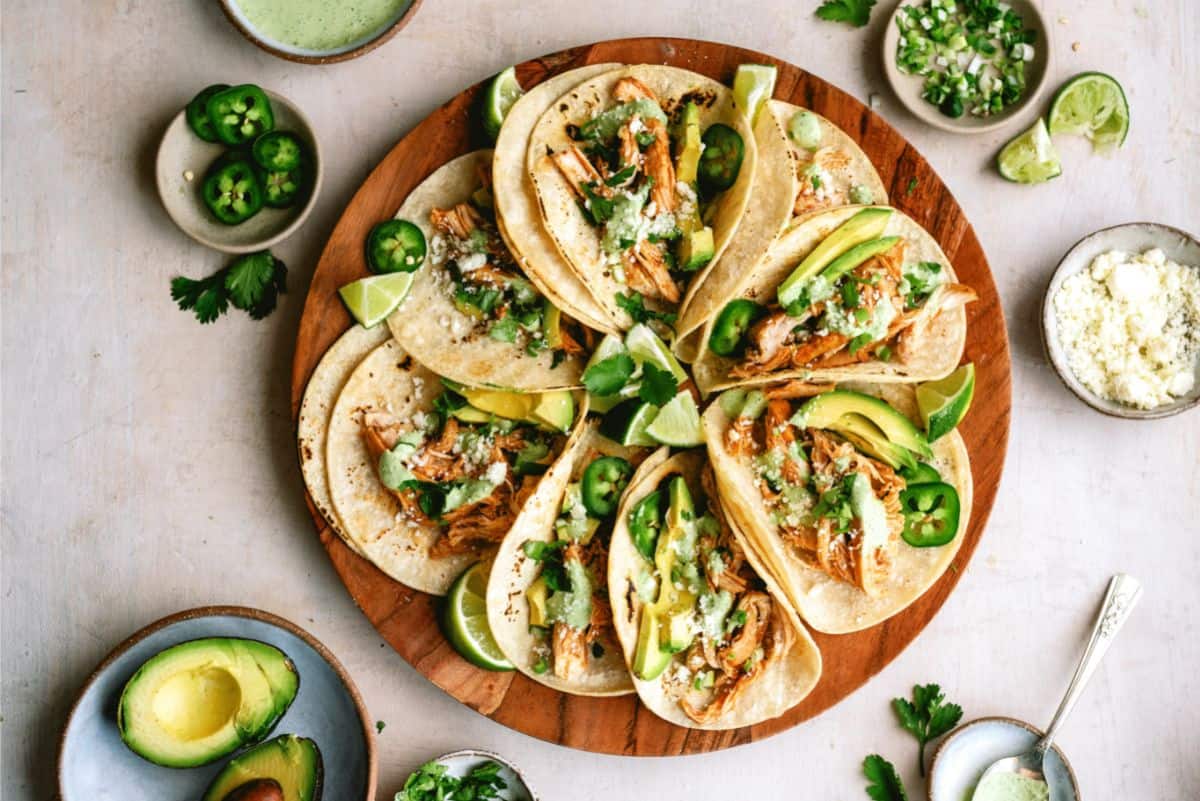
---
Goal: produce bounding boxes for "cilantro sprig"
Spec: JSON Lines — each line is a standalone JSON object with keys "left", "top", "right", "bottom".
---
{"left": 892, "top": 683, "right": 963, "bottom": 776}
{"left": 863, "top": 755, "right": 909, "bottom": 801}
{"left": 638, "top": 362, "right": 679, "bottom": 406}
{"left": 615, "top": 291, "right": 677, "bottom": 328}
{"left": 583, "top": 352, "right": 635, "bottom": 396}
{"left": 396, "top": 759, "right": 507, "bottom": 801}
{"left": 171, "top": 251, "right": 287, "bottom": 324}
{"left": 815, "top": 0, "right": 877, "bottom": 28}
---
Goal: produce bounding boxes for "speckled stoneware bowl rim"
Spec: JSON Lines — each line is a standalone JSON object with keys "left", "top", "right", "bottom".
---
{"left": 56, "top": 605, "right": 378, "bottom": 801}
{"left": 1040, "top": 221, "right": 1200, "bottom": 420}
{"left": 155, "top": 89, "right": 323, "bottom": 254}
{"left": 927, "top": 716, "right": 1080, "bottom": 801}
{"left": 432, "top": 749, "right": 540, "bottom": 801}
{"left": 217, "top": 0, "right": 424, "bottom": 65}
{"left": 881, "top": 0, "right": 1051, "bottom": 134}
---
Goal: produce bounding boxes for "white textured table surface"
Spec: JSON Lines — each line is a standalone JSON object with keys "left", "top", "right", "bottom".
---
{"left": 3, "top": 1, "right": 1197, "bottom": 799}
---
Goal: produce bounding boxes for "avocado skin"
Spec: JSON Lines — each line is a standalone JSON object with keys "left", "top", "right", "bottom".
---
{"left": 117, "top": 637, "right": 299, "bottom": 768}
{"left": 201, "top": 735, "right": 324, "bottom": 801}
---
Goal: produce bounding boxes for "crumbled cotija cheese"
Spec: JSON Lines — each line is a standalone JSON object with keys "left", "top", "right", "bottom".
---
{"left": 1053, "top": 248, "right": 1200, "bottom": 408}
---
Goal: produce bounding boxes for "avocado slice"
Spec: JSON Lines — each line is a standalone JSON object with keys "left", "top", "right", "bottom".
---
{"left": 117, "top": 638, "right": 298, "bottom": 768}
{"left": 526, "top": 575, "right": 549, "bottom": 628}
{"left": 450, "top": 405, "right": 493, "bottom": 425}
{"left": 530, "top": 390, "right": 575, "bottom": 433}
{"left": 201, "top": 735, "right": 323, "bottom": 801}
{"left": 675, "top": 101, "right": 703, "bottom": 185}
{"left": 814, "top": 235, "right": 901, "bottom": 285}
{"left": 543, "top": 301, "right": 563, "bottom": 349}
{"left": 793, "top": 390, "right": 932, "bottom": 458}
{"left": 777, "top": 207, "right": 893, "bottom": 308}
{"left": 632, "top": 609, "right": 673, "bottom": 680}
{"left": 829, "top": 413, "right": 918, "bottom": 470}
{"left": 678, "top": 226, "right": 715, "bottom": 272}
{"left": 454, "top": 386, "right": 575, "bottom": 432}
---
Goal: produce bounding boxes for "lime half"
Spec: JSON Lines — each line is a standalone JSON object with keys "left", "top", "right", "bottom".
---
{"left": 916, "top": 363, "right": 975, "bottom": 442}
{"left": 1047, "top": 72, "right": 1129, "bottom": 151}
{"left": 645, "top": 391, "right": 704, "bottom": 447}
{"left": 733, "top": 64, "right": 777, "bottom": 125}
{"left": 601, "top": 400, "right": 660, "bottom": 447}
{"left": 996, "top": 119, "right": 1062, "bottom": 184}
{"left": 482, "top": 66, "right": 524, "bottom": 141}
{"left": 625, "top": 324, "right": 688, "bottom": 383}
{"left": 442, "top": 562, "right": 513, "bottom": 671}
{"left": 338, "top": 272, "right": 414, "bottom": 328}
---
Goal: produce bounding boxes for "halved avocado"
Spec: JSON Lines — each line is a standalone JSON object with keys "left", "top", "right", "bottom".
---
{"left": 201, "top": 735, "right": 323, "bottom": 801}
{"left": 777, "top": 207, "right": 893, "bottom": 308}
{"left": 828, "top": 413, "right": 918, "bottom": 471}
{"left": 117, "top": 638, "right": 298, "bottom": 768}
{"left": 793, "top": 390, "right": 932, "bottom": 458}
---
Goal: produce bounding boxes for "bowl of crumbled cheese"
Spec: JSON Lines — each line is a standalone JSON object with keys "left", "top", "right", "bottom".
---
{"left": 1043, "top": 223, "right": 1200, "bottom": 419}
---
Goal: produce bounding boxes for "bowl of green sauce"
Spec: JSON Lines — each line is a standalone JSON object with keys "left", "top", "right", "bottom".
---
{"left": 219, "top": 0, "right": 422, "bottom": 64}
{"left": 928, "top": 717, "right": 1080, "bottom": 801}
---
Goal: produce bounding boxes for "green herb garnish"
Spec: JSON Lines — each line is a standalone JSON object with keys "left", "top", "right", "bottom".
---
{"left": 171, "top": 250, "right": 287, "bottom": 324}
{"left": 638, "top": 362, "right": 679, "bottom": 407}
{"left": 863, "top": 754, "right": 909, "bottom": 801}
{"left": 583, "top": 352, "right": 636, "bottom": 396}
{"left": 815, "top": 0, "right": 877, "bottom": 27}
{"left": 395, "top": 759, "right": 507, "bottom": 801}
{"left": 892, "top": 683, "right": 962, "bottom": 776}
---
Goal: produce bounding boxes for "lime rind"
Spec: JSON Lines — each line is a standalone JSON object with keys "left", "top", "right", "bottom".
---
{"left": 1047, "top": 71, "right": 1129, "bottom": 151}
{"left": 917, "top": 364, "right": 976, "bottom": 442}
{"left": 443, "top": 562, "right": 513, "bottom": 671}
{"left": 483, "top": 66, "right": 524, "bottom": 141}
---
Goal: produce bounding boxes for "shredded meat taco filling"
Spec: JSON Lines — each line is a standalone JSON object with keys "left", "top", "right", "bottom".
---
{"left": 429, "top": 166, "right": 591, "bottom": 360}
{"left": 360, "top": 390, "right": 561, "bottom": 557}
{"left": 729, "top": 241, "right": 977, "bottom": 377}
{"left": 628, "top": 465, "right": 794, "bottom": 725}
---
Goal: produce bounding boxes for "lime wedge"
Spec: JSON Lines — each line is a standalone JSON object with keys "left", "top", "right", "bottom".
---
{"left": 1047, "top": 72, "right": 1129, "bottom": 151}
{"left": 645, "top": 391, "right": 704, "bottom": 447}
{"left": 625, "top": 324, "right": 688, "bottom": 383}
{"left": 601, "top": 400, "right": 659, "bottom": 447}
{"left": 733, "top": 64, "right": 777, "bottom": 125}
{"left": 442, "top": 562, "right": 513, "bottom": 671}
{"left": 338, "top": 272, "right": 414, "bottom": 328}
{"left": 916, "top": 363, "right": 975, "bottom": 442}
{"left": 996, "top": 119, "right": 1062, "bottom": 184}
{"left": 482, "top": 66, "right": 524, "bottom": 141}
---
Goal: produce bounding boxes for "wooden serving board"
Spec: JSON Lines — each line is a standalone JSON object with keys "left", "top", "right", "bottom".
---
{"left": 290, "top": 37, "right": 1012, "bottom": 756}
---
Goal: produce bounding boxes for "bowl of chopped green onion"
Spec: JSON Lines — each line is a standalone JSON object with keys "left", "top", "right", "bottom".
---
{"left": 883, "top": 0, "right": 1051, "bottom": 133}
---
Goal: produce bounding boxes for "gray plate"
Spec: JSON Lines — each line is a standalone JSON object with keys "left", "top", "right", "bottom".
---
{"left": 57, "top": 606, "right": 375, "bottom": 801}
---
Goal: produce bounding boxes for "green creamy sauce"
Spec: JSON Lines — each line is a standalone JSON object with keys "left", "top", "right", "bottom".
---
{"left": 235, "top": 0, "right": 410, "bottom": 52}
{"left": 972, "top": 772, "right": 1050, "bottom": 801}
{"left": 545, "top": 559, "right": 593, "bottom": 629}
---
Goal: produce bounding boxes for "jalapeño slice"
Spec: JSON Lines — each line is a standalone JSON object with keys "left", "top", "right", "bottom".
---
{"left": 697, "top": 123, "right": 745, "bottom": 193}
{"left": 899, "top": 482, "right": 960, "bottom": 548}
{"left": 708, "top": 299, "right": 766, "bottom": 357}
{"left": 252, "top": 130, "right": 305, "bottom": 172}
{"left": 206, "top": 84, "right": 275, "bottom": 146}
{"left": 580, "top": 456, "right": 633, "bottom": 518}
{"left": 367, "top": 219, "right": 427, "bottom": 274}
{"left": 628, "top": 490, "right": 663, "bottom": 560}
{"left": 186, "top": 84, "right": 230, "bottom": 143}
{"left": 258, "top": 165, "right": 305, "bottom": 209}
{"left": 201, "top": 154, "right": 264, "bottom": 225}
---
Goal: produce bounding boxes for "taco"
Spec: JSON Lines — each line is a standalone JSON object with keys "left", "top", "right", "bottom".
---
{"left": 527, "top": 65, "right": 761, "bottom": 333}
{"left": 608, "top": 448, "right": 822, "bottom": 729}
{"left": 703, "top": 382, "right": 973, "bottom": 634}
{"left": 692, "top": 205, "right": 978, "bottom": 394}
{"left": 493, "top": 64, "right": 623, "bottom": 335}
{"left": 486, "top": 424, "right": 658, "bottom": 696}
{"left": 325, "top": 336, "right": 583, "bottom": 594}
{"left": 386, "top": 150, "right": 597, "bottom": 392}
{"left": 771, "top": 100, "right": 889, "bottom": 222}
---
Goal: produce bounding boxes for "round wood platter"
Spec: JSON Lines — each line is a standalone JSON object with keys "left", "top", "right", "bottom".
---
{"left": 290, "top": 37, "right": 1012, "bottom": 756}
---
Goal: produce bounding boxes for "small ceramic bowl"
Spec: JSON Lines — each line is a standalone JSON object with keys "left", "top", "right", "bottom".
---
{"left": 58, "top": 606, "right": 375, "bottom": 801}
{"left": 928, "top": 717, "right": 1079, "bottom": 801}
{"left": 156, "top": 89, "right": 322, "bottom": 254}
{"left": 430, "top": 750, "right": 538, "bottom": 801}
{"left": 1042, "top": 222, "right": 1200, "bottom": 419}
{"left": 882, "top": 0, "right": 1051, "bottom": 134}
{"left": 218, "top": 0, "right": 423, "bottom": 64}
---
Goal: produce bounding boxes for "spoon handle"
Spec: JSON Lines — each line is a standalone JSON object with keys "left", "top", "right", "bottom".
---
{"left": 1037, "top": 573, "right": 1142, "bottom": 754}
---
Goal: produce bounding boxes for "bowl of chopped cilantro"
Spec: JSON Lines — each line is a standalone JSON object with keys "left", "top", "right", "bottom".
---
{"left": 883, "top": 0, "right": 1051, "bottom": 133}
{"left": 396, "top": 750, "right": 537, "bottom": 801}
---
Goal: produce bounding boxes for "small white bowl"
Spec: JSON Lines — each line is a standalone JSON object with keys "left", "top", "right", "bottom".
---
{"left": 928, "top": 717, "right": 1079, "bottom": 801}
{"left": 430, "top": 750, "right": 538, "bottom": 801}
{"left": 218, "top": 0, "right": 422, "bottom": 64}
{"left": 155, "top": 89, "right": 322, "bottom": 254}
{"left": 882, "top": 0, "right": 1051, "bottom": 134}
{"left": 1042, "top": 222, "right": 1200, "bottom": 420}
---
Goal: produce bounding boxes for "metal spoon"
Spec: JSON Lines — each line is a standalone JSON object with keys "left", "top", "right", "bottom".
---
{"left": 974, "top": 574, "right": 1141, "bottom": 799}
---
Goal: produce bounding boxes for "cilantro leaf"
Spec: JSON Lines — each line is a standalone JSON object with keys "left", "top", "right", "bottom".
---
{"left": 614, "top": 291, "right": 677, "bottom": 328}
{"left": 225, "top": 251, "right": 276, "bottom": 311}
{"left": 171, "top": 275, "right": 228, "bottom": 324}
{"left": 583, "top": 352, "right": 635, "bottom": 396}
{"left": 816, "top": 0, "right": 877, "bottom": 27}
{"left": 863, "top": 755, "right": 908, "bottom": 801}
{"left": 488, "top": 315, "right": 520, "bottom": 343}
{"left": 397, "top": 759, "right": 506, "bottom": 801}
{"left": 638, "top": 361, "right": 679, "bottom": 407}
{"left": 170, "top": 250, "right": 286, "bottom": 325}
{"left": 892, "top": 683, "right": 963, "bottom": 776}
{"left": 375, "top": 720, "right": 386, "bottom": 733}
